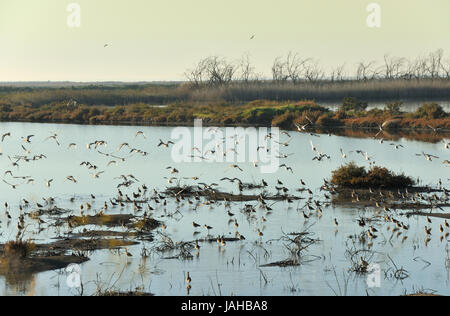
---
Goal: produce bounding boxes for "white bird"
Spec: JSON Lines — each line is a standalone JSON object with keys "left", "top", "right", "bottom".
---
{"left": 310, "top": 140, "right": 317, "bottom": 152}
{"left": 107, "top": 160, "right": 117, "bottom": 167}
{"left": 164, "top": 177, "right": 177, "bottom": 184}
{"left": 134, "top": 131, "right": 146, "bottom": 139}
{"left": 389, "top": 143, "right": 404, "bottom": 150}
{"left": 158, "top": 139, "right": 174, "bottom": 148}
{"left": 226, "top": 164, "right": 243, "bottom": 172}
{"left": 21, "top": 145, "right": 31, "bottom": 155}
{"left": 374, "top": 123, "right": 384, "bottom": 138}
{"left": 416, "top": 152, "right": 439, "bottom": 161}
{"left": 3, "top": 179, "right": 19, "bottom": 189}
{"left": 294, "top": 123, "right": 309, "bottom": 132}
{"left": 363, "top": 152, "right": 373, "bottom": 161}
{"left": 45, "top": 133, "right": 60, "bottom": 146}
{"left": 166, "top": 167, "right": 179, "bottom": 174}
{"left": 428, "top": 125, "right": 441, "bottom": 133}
{"left": 443, "top": 140, "right": 449, "bottom": 149}
{"left": 1, "top": 133, "right": 11, "bottom": 142}
{"left": 92, "top": 171, "right": 105, "bottom": 179}
{"left": 22, "top": 135, "right": 35, "bottom": 143}
{"left": 65, "top": 176, "right": 77, "bottom": 183}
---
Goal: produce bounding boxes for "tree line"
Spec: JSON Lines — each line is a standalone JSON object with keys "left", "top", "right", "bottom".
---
{"left": 184, "top": 49, "right": 450, "bottom": 87}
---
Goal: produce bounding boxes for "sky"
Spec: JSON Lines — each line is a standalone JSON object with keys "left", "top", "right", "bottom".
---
{"left": 0, "top": 0, "right": 449, "bottom": 82}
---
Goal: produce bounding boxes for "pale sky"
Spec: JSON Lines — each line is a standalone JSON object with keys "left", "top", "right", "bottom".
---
{"left": 0, "top": 0, "right": 449, "bottom": 82}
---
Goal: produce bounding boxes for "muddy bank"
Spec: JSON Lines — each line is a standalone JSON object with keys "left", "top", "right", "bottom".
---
{"left": 403, "top": 211, "right": 450, "bottom": 219}
{"left": 67, "top": 230, "right": 154, "bottom": 240}
{"left": 55, "top": 213, "right": 162, "bottom": 232}
{"left": 327, "top": 184, "right": 449, "bottom": 209}
{"left": 58, "top": 214, "right": 136, "bottom": 228}
{"left": 163, "top": 186, "right": 302, "bottom": 202}
{"left": 40, "top": 238, "right": 139, "bottom": 252}
{"left": 334, "top": 199, "right": 450, "bottom": 211}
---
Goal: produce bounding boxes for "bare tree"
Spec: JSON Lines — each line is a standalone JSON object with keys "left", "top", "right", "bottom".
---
{"left": 440, "top": 58, "right": 450, "bottom": 79}
{"left": 205, "top": 56, "right": 237, "bottom": 87}
{"left": 185, "top": 56, "right": 237, "bottom": 87}
{"left": 272, "top": 57, "right": 288, "bottom": 82}
{"left": 426, "top": 49, "right": 443, "bottom": 79}
{"left": 303, "top": 60, "right": 325, "bottom": 83}
{"left": 383, "top": 55, "right": 406, "bottom": 79}
{"left": 356, "top": 61, "right": 377, "bottom": 81}
{"left": 237, "top": 53, "right": 260, "bottom": 83}
{"left": 408, "top": 56, "right": 429, "bottom": 79}
{"left": 271, "top": 52, "right": 317, "bottom": 84}
{"left": 186, "top": 49, "right": 449, "bottom": 87}
{"left": 184, "top": 58, "right": 209, "bottom": 88}
{"left": 330, "top": 64, "right": 346, "bottom": 82}
{"left": 403, "top": 58, "right": 419, "bottom": 80}
{"left": 285, "top": 52, "right": 311, "bottom": 84}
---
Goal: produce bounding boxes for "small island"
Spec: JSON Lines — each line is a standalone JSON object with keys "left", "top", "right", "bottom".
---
{"left": 326, "top": 163, "right": 449, "bottom": 212}
{"left": 330, "top": 162, "right": 415, "bottom": 189}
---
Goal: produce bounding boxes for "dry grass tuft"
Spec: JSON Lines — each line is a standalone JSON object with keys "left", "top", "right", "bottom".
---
{"left": 3, "top": 240, "right": 35, "bottom": 259}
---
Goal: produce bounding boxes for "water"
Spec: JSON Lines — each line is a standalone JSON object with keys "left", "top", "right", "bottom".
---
{"left": 321, "top": 100, "right": 450, "bottom": 113}
{"left": 0, "top": 122, "right": 448, "bottom": 296}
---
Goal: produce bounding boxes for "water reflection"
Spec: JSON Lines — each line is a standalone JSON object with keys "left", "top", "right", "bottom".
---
{"left": 322, "top": 100, "right": 450, "bottom": 113}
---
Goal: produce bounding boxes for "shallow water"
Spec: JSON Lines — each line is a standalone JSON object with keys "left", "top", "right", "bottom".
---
{"left": 0, "top": 122, "right": 448, "bottom": 296}
{"left": 322, "top": 100, "right": 450, "bottom": 113}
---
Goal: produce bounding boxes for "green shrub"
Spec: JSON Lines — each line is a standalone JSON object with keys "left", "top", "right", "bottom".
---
{"left": 0, "top": 104, "right": 13, "bottom": 112}
{"left": 89, "top": 107, "right": 101, "bottom": 117}
{"left": 384, "top": 101, "right": 403, "bottom": 115}
{"left": 331, "top": 162, "right": 415, "bottom": 188}
{"left": 414, "top": 103, "right": 447, "bottom": 119}
{"left": 339, "top": 97, "right": 368, "bottom": 112}
{"left": 366, "top": 108, "right": 385, "bottom": 117}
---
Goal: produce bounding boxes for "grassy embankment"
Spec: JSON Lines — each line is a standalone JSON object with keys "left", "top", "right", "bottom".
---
{"left": 0, "top": 81, "right": 449, "bottom": 134}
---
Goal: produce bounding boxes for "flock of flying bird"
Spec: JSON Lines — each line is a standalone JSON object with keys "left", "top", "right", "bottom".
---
{"left": 0, "top": 123, "right": 449, "bottom": 288}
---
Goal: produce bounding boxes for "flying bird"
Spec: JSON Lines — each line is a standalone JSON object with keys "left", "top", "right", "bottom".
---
{"left": 134, "top": 131, "right": 146, "bottom": 139}
{"left": 1, "top": 133, "right": 11, "bottom": 142}
{"left": 44, "top": 133, "right": 60, "bottom": 146}
{"left": 158, "top": 139, "right": 174, "bottom": 148}
{"left": 22, "top": 135, "right": 35, "bottom": 143}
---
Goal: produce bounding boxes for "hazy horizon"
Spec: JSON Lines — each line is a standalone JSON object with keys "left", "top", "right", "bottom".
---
{"left": 1, "top": 0, "right": 449, "bottom": 82}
